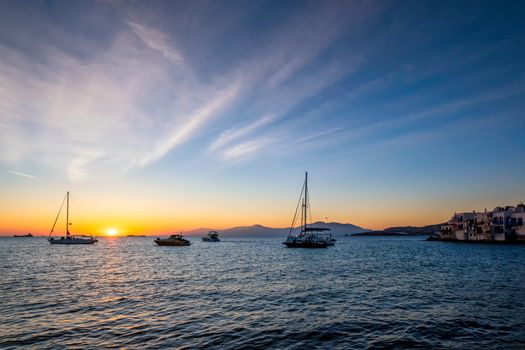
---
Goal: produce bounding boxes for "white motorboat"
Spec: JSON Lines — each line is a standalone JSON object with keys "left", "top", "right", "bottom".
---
{"left": 202, "top": 231, "right": 220, "bottom": 242}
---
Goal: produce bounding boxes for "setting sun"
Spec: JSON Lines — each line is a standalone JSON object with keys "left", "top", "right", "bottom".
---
{"left": 106, "top": 228, "right": 118, "bottom": 236}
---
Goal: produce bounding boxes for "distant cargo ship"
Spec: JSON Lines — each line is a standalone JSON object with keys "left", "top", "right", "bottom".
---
{"left": 13, "top": 233, "right": 33, "bottom": 237}
{"left": 429, "top": 203, "right": 525, "bottom": 243}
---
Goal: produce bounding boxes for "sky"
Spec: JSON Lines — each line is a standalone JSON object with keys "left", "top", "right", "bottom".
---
{"left": 1, "top": 0, "right": 524, "bottom": 236}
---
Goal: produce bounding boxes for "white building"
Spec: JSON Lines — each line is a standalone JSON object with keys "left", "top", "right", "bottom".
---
{"left": 437, "top": 204, "right": 525, "bottom": 243}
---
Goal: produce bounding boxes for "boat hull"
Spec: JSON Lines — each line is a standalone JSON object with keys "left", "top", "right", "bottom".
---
{"left": 202, "top": 237, "right": 220, "bottom": 242}
{"left": 154, "top": 239, "right": 190, "bottom": 246}
{"left": 283, "top": 241, "right": 328, "bottom": 248}
{"left": 49, "top": 238, "right": 97, "bottom": 245}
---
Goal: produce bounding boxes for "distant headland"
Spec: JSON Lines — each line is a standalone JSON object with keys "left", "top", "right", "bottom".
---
{"left": 351, "top": 223, "right": 444, "bottom": 237}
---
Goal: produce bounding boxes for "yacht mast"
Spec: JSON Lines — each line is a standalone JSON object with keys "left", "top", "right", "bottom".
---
{"left": 304, "top": 171, "right": 308, "bottom": 231}
{"left": 66, "top": 191, "right": 70, "bottom": 238}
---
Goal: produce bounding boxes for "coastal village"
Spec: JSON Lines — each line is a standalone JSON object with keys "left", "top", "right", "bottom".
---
{"left": 431, "top": 204, "right": 525, "bottom": 243}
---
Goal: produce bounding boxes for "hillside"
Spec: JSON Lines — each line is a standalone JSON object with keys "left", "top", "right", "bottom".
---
{"left": 352, "top": 223, "right": 445, "bottom": 236}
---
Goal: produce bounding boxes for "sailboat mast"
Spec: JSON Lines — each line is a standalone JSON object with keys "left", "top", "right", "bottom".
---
{"left": 66, "top": 191, "right": 70, "bottom": 238}
{"left": 304, "top": 171, "right": 308, "bottom": 231}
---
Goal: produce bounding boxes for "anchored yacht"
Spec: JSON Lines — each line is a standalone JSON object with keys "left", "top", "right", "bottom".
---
{"left": 283, "top": 172, "right": 334, "bottom": 248}
{"left": 154, "top": 234, "right": 191, "bottom": 246}
{"left": 202, "top": 231, "right": 220, "bottom": 242}
{"left": 48, "top": 192, "right": 98, "bottom": 245}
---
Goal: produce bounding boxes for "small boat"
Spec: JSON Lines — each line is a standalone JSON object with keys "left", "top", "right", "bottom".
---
{"left": 48, "top": 192, "right": 98, "bottom": 245}
{"left": 13, "top": 233, "right": 33, "bottom": 237}
{"left": 202, "top": 231, "right": 220, "bottom": 242}
{"left": 283, "top": 172, "right": 334, "bottom": 248}
{"left": 154, "top": 234, "right": 191, "bottom": 246}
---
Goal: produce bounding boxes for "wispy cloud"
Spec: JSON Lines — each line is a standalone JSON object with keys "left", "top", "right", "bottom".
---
{"left": 67, "top": 149, "right": 105, "bottom": 181}
{"left": 2, "top": 1, "right": 519, "bottom": 183}
{"left": 209, "top": 114, "right": 275, "bottom": 152}
{"left": 358, "top": 82, "right": 525, "bottom": 137}
{"left": 297, "top": 127, "right": 344, "bottom": 144}
{"left": 137, "top": 81, "right": 242, "bottom": 166}
{"left": 9, "top": 170, "right": 37, "bottom": 179}
{"left": 336, "top": 110, "right": 520, "bottom": 162}
{"left": 0, "top": 37, "right": 164, "bottom": 181}
{"left": 208, "top": 44, "right": 364, "bottom": 161}
{"left": 221, "top": 138, "right": 273, "bottom": 161}
{"left": 0, "top": 18, "right": 246, "bottom": 180}
{"left": 127, "top": 20, "right": 184, "bottom": 64}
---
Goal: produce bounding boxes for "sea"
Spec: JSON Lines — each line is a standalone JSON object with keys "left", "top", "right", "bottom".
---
{"left": 1, "top": 236, "right": 524, "bottom": 349}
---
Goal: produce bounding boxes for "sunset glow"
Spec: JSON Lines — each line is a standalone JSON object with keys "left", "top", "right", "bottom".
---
{"left": 106, "top": 228, "right": 118, "bottom": 236}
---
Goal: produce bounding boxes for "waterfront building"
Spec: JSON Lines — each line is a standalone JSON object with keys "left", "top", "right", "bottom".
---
{"left": 435, "top": 204, "right": 525, "bottom": 243}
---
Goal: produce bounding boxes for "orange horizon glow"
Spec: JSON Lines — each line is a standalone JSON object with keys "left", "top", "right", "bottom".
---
{"left": 3, "top": 184, "right": 516, "bottom": 237}
{"left": 0, "top": 211, "right": 452, "bottom": 237}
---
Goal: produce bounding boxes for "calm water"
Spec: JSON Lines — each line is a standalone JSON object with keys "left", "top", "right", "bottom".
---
{"left": 1, "top": 236, "right": 524, "bottom": 349}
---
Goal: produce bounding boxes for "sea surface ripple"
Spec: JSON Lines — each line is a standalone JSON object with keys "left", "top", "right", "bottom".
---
{"left": 1, "top": 236, "right": 524, "bottom": 349}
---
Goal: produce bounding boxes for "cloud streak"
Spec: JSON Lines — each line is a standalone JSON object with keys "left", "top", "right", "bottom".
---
{"left": 8, "top": 170, "right": 38, "bottom": 179}
{"left": 209, "top": 114, "right": 275, "bottom": 152}
{"left": 137, "top": 81, "right": 242, "bottom": 166}
{"left": 127, "top": 20, "right": 184, "bottom": 64}
{"left": 221, "top": 138, "right": 273, "bottom": 161}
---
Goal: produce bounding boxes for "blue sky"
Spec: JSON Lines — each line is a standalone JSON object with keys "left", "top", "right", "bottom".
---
{"left": 1, "top": 0, "right": 524, "bottom": 231}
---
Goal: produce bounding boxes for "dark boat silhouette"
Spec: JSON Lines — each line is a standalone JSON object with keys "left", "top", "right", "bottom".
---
{"left": 283, "top": 172, "right": 333, "bottom": 248}
{"left": 48, "top": 192, "right": 98, "bottom": 245}
{"left": 202, "top": 231, "right": 220, "bottom": 242}
{"left": 154, "top": 234, "right": 191, "bottom": 246}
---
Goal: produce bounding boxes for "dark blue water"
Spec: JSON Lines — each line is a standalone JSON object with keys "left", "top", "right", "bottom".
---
{"left": 1, "top": 236, "right": 524, "bottom": 349}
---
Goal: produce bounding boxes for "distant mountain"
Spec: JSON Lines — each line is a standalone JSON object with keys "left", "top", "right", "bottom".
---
{"left": 352, "top": 223, "right": 445, "bottom": 236}
{"left": 186, "top": 222, "right": 369, "bottom": 238}
{"left": 186, "top": 224, "right": 287, "bottom": 238}
{"left": 218, "top": 224, "right": 289, "bottom": 238}
{"left": 304, "top": 221, "right": 370, "bottom": 237}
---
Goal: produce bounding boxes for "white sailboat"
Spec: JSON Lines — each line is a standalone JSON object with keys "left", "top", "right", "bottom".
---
{"left": 48, "top": 192, "right": 97, "bottom": 245}
{"left": 283, "top": 172, "right": 334, "bottom": 248}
